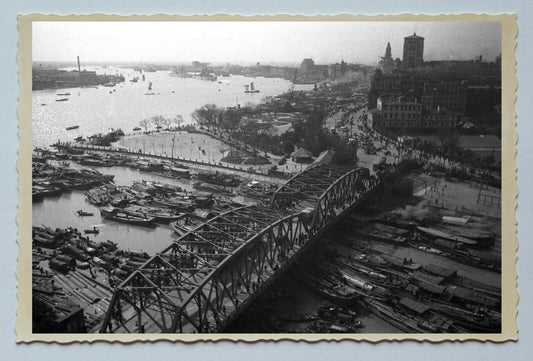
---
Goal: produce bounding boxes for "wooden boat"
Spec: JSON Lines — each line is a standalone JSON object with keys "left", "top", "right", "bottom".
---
{"left": 84, "top": 227, "right": 99, "bottom": 235}
{"left": 438, "top": 224, "right": 495, "bottom": 244}
{"left": 77, "top": 210, "right": 94, "bottom": 216}
{"left": 291, "top": 264, "right": 361, "bottom": 306}
{"left": 424, "top": 299, "right": 500, "bottom": 333}
{"left": 417, "top": 226, "right": 477, "bottom": 246}
{"left": 100, "top": 206, "right": 156, "bottom": 227}
{"left": 364, "top": 298, "right": 427, "bottom": 333}
{"left": 33, "top": 234, "right": 56, "bottom": 248}
{"left": 150, "top": 197, "right": 195, "bottom": 212}
{"left": 169, "top": 214, "right": 206, "bottom": 236}
{"left": 244, "top": 82, "right": 260, "bottom": 93}
{"left": 192, "top": 181, "right": 230, "bottom": 194}
{"left": 168, "top": 165, "right": 191, "bottom": 178}
{"left": 195, "top": 171, "right": 240, "bottom": 187}
{"left": 123, "top": 205, "right": 181, "bottom": 224}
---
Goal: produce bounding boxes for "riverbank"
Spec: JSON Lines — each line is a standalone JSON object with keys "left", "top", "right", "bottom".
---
{"left": 33, "top": 70, "right": 299, "bottom": 148}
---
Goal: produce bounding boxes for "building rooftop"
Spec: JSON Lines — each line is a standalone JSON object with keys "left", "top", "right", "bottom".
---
{"left": 404, "top": 33, "right": 424, "bottom": 39}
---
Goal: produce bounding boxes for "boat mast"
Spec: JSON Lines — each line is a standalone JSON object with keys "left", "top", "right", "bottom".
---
{"left": 171, "top": 133, "right": 176, "bottom": 162}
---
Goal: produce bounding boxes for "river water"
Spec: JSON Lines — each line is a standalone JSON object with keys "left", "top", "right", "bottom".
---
{"left": 31, "top": 67, "right": 311, "bottom": 253}
{"left": 32, "top": 66, "right": 313, "bottom": 148}
{"left": 31, "top": 164, "right": 196, "bottom": 254}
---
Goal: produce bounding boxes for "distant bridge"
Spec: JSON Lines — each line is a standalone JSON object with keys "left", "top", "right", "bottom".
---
{"left": 100, "top": 164, "right": 380, "bottom": 333}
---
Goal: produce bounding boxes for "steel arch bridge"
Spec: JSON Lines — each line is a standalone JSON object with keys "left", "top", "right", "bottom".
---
{"left": 100, "top": 164, "right": 379, "bottom": 333}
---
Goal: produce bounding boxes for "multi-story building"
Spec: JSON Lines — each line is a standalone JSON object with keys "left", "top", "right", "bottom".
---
{"left": 370, "top": 94, "right": 422, "bottom": 129}
{"left": 369, "top": 68, "right": 499, "bottom": 114}
{"left": 465, "top": 85, "right": 501, "bottom": 116}
{"left": 369, "top": 94, "right": 458, "bottom": 130}
{"left": 422, "top": 107, "right": 459, "bottom": 129}
{"left": 402, "top": 33, "right": 425, "bottom": 69}
{"left": 421, "top": 79, "right": 468, "bottom": 114}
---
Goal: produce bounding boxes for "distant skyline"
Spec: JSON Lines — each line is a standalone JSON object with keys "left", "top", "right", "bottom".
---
{"left": 33, "top": 21, "right": 501, "bottom": 65}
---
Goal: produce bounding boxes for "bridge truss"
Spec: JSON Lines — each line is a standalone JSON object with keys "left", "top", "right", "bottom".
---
{"left": 271, "top": 164, "right": 376, "bottom": 229}
{"left": 100, "top": 205, "right": 311, "bottom": 333}
{"left": 100, "top": 164, "right": 378, "bottom": 334}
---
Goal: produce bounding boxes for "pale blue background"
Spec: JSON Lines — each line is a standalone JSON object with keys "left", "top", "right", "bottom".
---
{"left": 1, "top": 1, "right": 531, "bottom": 360}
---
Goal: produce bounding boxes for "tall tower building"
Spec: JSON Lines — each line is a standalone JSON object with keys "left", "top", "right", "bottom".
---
{"left": 402, "top": 33, "right": 424, "bottom": 69}
{"left": 379, "top": 42, "right": 394, "bottom": 73}
{"left": 385, "top": 42, "right": 392, "bottom": 58}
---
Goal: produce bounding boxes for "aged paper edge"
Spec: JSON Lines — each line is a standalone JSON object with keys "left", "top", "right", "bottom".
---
{"left": 15, "top": 13, "right": 518, "bottom": 343}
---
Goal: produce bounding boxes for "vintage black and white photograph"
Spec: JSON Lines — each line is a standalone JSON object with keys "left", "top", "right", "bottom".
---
{"left": 22, "top": 16, "right": 515, "bottom": 340}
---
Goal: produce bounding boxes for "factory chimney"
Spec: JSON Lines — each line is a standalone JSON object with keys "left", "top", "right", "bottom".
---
{"left": 77, "top": 56, "right": 81, "bottom": 75}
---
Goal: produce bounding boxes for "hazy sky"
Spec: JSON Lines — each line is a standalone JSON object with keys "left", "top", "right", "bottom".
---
{"left": 33, "top": 21, "right": 501, "bottom": 65}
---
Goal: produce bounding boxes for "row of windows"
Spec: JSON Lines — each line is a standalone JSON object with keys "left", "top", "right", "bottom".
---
{"left": 382, "top": 112, "right": 421, "bottom": 120}
{"left": 377, "top": 120, "right": 457, "bottom": 128}
{"left": 382, "top": 105, "right": 421, "bottom": 111}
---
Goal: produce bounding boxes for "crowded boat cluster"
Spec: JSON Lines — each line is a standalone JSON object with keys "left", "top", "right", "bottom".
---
{"left": 32, "top": 150, "right": 114, "bottom": 202}
{"left": 32, "top": 226, "right": 150, "bottom": 332}
{"left": 86, "top": 180, "right": 214, "bottom": 227}
{"left": 293, "top": 237, "right": 501, "bottom": 333}
{"left": 36, "top": 143, "right": 281, "bottom": 205}
{"left": 347, "top": 212, "right": 500, "bottom": 272}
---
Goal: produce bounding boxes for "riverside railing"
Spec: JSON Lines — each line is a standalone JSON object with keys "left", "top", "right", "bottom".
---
{"left": 60, "top": 142, "right": 292, "bottom": 180}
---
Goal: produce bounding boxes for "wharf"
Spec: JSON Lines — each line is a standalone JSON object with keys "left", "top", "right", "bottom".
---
{"left": 58, "top": 143, "right": 289, "bottom": 185}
